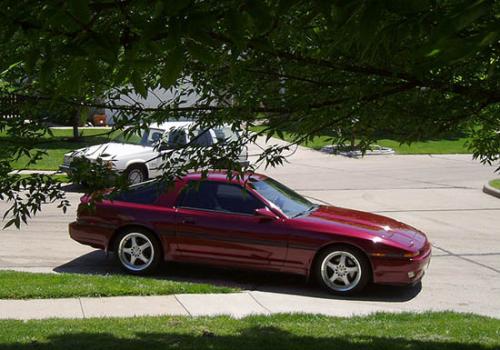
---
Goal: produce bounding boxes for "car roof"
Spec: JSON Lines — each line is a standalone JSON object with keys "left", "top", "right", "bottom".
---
{"left": 148, "top": 121, "right": 195, "bottom": 131}
{"left": 148, "top": 121, "right": 232, "bottom": 132}
{"left": 182, "top": 171, "right": 268, "bottom": 184}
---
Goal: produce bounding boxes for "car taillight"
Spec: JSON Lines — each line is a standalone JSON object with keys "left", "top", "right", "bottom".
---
{"left": 80, "top": 195, "right": 90, "bottom": 204}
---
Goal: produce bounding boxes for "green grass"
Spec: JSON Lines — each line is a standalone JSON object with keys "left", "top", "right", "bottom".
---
{"left": 251, "top": 126, "right": 471, "bottom": 154}
{"left": 376, "top": 138, "right": 470, "bottom": 155}
{"left": 0, "top": 312, "right": 498, "bottom": 349}
{"left": 489, "top": 179, "right": 500, "bottom": 190}
{"left": 0, "top": 271, "right": 237, "bottom": 299}
{"left": 1, "top": 128, "right": 116, "bottom": 171}
{"left": 13, "top": 174, "right": 71, "bottom": 183}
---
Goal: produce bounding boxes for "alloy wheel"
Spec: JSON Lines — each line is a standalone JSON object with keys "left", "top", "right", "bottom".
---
{"left": 118, "top": 232, "right": 155, "bottom": 272}
{"left": 320, "top": 251, "right": 362, "bottom": 292}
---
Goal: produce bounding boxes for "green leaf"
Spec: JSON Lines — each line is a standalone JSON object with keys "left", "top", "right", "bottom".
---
{"left": 186, "top": 41, "right": 215, "bottom": 64}
{"left": 39, "top": 55, "right": 54, "bottom": 87}
{"left": 246, "top": 0, "right": 273, "bottom": 34}
{"left": 358, "top": 0, "right": 382, "bottom": 52}
{"left": 153, "top": 1, "right": 165, "bottom": 18}
{"left": 313, "top": 0, "right": 333, "bottom": 24}
{"left": 449, "top": 0, "right": 491, "bottom": 33}
{"left": 161, "top": 46, "right": 185, "bottom": 88}
{"left": 225, "top": 9, "right": 248, "bottom": 49}
{"left": 278, "top": 0, "right": 301, "bottom": 13}
{"left": 163, "top": 0, "right": 192, "bottom": 15}
{"left": 67, "top": 0, "right": 91, "bottom": 25}
{"left": 130, "top": 71, "right": 147, "bottom": 98}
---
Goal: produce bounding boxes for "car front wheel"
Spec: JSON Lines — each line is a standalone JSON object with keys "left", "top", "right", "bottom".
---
{"left": 315, "top": 246, "right": 370, "bottom": 295}
{"left": 125, "top": 165, "right": 147, "bottom": 185}
{"left": 115, "top": 229, "right": 161, "bottom": 275}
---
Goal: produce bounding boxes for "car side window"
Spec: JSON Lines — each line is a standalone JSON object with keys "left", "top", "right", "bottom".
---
{"left": 149, "top": 131, "right": 163, "bottom": 144}
{"left": 167, "top": 129, "right": 187, "bottom": 148}
{"left": 178, "top": 181, "right": 264, "bottom": 215}
{"left": 191, "top": 129, "right": 213, "bottom": 147}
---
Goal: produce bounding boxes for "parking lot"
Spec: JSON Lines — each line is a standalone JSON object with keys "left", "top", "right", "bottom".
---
{"left": 1, "top": 140, "right": 499, "bottom": 317}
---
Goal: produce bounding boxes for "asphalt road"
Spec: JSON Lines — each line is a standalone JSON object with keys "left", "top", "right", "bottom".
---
{"left": 1, "top": 141, "right": 499, "bottom": 317}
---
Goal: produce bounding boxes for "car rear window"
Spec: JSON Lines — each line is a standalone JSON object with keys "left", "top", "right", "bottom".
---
{"left": 111, "top": 181, "right": 166, "bottom": 205}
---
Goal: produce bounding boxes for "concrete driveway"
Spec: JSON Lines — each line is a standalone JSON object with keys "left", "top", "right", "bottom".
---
{"left": 1, "top": 141, "right": 499, "bottom": 318}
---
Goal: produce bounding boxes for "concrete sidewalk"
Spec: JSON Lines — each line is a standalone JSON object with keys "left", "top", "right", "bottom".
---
{"left": 1, "top": 289, "right": 497, "bottom": 320}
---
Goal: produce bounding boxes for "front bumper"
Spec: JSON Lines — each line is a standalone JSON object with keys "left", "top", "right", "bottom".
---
{"left": 372, "top": 243, "right": 432, "bottom": 285}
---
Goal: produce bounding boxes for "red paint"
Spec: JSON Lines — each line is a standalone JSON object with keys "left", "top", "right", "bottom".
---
{"left": 69, "top": 171, "right": 431, "bottom": 286}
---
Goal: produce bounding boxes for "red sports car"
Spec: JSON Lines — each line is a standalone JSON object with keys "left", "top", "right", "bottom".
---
{"left": 70, "top": 171, "right": 431, "bottom": 295}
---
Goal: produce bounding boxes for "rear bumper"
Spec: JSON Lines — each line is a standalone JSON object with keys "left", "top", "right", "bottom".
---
{"left": 372, "top": 244, "right": 432, "bottom": 285}
{"left": 69, "top": 221, "right": 113, "bottom": 251}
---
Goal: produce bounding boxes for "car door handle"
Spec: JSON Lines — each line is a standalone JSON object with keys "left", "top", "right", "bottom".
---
{"left": 182, "top": 218, "right": 196, "bottom": 225}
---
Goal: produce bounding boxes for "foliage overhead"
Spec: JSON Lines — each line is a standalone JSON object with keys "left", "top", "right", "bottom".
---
{"left": 0, "top": 0, "right": 499, "bottom": 227}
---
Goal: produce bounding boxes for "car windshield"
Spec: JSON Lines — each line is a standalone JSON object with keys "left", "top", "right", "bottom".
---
{"left": 250, "top": 177, "right": 317, "bottom": 217}
{"left": 112, "top": 128, "right": 165, "bottom": 147}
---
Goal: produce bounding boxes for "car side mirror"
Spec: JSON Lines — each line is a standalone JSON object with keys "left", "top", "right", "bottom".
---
{"left": 255, "top": 208, "right": 278, "bottom": 221}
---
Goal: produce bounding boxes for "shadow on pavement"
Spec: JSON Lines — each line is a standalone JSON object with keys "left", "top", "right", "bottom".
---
{"left": 54, "top": 251, "right": 422, "bottom": 302}
{"left": 60, "top": 183, "right": 85, "bottom": 193}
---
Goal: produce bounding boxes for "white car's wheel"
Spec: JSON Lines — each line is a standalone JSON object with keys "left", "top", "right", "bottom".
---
{"left": 125, "top": 165, "right": 147, "bottom": 185}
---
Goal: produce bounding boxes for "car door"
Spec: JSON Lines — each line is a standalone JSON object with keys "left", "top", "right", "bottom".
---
{"left": 174, "top": 181, "right": 289, "bottom": 268}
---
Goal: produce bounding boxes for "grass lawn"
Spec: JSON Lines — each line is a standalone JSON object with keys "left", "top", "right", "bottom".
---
{"left": 0, "top": 312, "right": 498, "bottom": 349}
{"left": 489, "top": 179, "right": 500, "bottom": 190}
{"left": 12, "top": 174, "right": 71, "bottom": 183}
{"left": 1, "top": 128, "right": 116, "bottom": 171}
{"left": 250, "top": 126, "right": 471, "bottom": 154}
{"left": 0, "top": 270, "right": 237, "bottom": 299}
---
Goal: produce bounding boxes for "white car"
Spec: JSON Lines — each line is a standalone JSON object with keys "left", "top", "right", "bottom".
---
{"left": 60, "top": 121, "right": 249, "bottom": 184}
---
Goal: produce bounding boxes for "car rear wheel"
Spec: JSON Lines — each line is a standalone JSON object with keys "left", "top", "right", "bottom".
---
{"left": 115, "top": 229, "right": 161, "bottom": 275}
{"left": 315, "top": 246, "right": 370, "bottom": 295}
{"left": 125, "top": 165, "right": 147, "bottom": 185}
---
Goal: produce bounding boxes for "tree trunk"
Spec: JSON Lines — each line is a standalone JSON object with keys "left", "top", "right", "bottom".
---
{"left": 72, "top": 108, "right": 80, "bottom": 140}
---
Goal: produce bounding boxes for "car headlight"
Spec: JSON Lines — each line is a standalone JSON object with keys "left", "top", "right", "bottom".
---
{"left": 103, "top": 160, "right": 114, "bottom": 169}
{"left": 371, "top": 251, "right": 419, "bottom": 258}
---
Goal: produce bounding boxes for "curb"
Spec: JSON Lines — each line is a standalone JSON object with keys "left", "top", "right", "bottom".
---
{"left": 8, "top": 170, "right": 59, "bottom": 175}
{"left": 483, "top": 183, "right": 500, "bottom": 199}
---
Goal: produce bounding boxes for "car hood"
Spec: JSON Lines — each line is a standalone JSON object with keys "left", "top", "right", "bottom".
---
{"left": 68, "top": 142, "right": 153, "bottom": 160}
{"left": 301, "top": 205, "right": 427, "bottom": 249}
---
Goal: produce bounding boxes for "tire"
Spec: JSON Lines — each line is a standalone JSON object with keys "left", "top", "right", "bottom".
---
{"left": 125, "top": 164, "right": 147, "bottom": 185}
{"left": 314, "top": 245, "right": 370, "bottom": 295}
{"left": 114, "top": 228, "right": 161, "bottom": 275}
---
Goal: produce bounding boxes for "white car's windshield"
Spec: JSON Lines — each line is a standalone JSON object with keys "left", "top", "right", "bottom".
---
{"left": 250, "top": 177, "right": 317, "bottom": 217}
{"left": 112, "top": 128, "right": 165, "bottom": 147}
